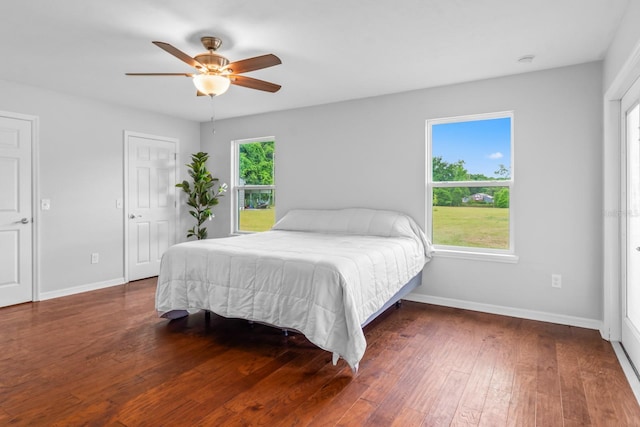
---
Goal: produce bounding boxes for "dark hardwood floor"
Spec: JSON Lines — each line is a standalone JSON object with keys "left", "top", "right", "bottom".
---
{"left": 1, "top": 277, "right": 639, "bottom": 426}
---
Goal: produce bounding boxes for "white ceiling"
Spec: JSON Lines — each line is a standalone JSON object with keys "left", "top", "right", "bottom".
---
{"left": 0, "top": 0, "right": 629, "bottom": 122}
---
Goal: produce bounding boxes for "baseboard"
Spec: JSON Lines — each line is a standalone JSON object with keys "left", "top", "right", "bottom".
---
{"left": 38, "top": 277, "right": 125, "bottom": 301}
{"left": 405, "top": 293, "right": 603, "bottom": 331}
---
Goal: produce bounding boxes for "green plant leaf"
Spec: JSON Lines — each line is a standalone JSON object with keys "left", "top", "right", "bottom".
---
{"left": 176, "top": 151, "right": 223, "bottom": 239}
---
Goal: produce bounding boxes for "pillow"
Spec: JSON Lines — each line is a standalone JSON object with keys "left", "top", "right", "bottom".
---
{"left": 272, "top": 208, "right": 417, "bottom": 238}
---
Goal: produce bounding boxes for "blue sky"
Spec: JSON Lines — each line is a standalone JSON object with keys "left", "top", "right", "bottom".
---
{"left": 432, "top": 117, "right": 511, "bottom": 178}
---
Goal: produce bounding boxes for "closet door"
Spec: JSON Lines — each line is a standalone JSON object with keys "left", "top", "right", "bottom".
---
{"left": 125, "top": 132, "right": 177, "bottom": 281}
{"left": 0, "top": 113, "right": 33, "bottom": 307}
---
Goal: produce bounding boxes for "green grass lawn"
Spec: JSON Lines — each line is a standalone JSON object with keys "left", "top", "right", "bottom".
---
{"left": 432, "top": 206, "right": 509, "bottom": 249}
{"left": 239, "top": 207, "right": 276, "bottom": 232}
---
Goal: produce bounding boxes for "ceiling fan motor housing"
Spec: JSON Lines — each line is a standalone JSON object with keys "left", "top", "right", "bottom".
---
{"left": 195, "top": 36, "right": 229, "bottom": 72}
{"left": 194, "top": 52, "right": 229, "bottom": 72}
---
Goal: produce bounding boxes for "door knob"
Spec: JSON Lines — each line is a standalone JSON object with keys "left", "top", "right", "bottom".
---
{"left": 15, "top": 218, "right": 30, "bottom": 224}
{"left": 636, "top": 247, "right": 640, "bottom": 252}
{"left": 129, "top": 214, "right": 142, "bottom": 219}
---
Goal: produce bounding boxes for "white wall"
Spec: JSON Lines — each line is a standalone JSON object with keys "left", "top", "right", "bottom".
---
{"left": 0, "top": 79, "right": 200, "bottom": 298}
{"left": 203, "top": 62, "right": 603, "bottom": 325}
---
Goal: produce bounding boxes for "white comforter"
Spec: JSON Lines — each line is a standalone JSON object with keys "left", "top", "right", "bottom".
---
{"left": 156, "top": 208, "right": 432, "bottom": 371}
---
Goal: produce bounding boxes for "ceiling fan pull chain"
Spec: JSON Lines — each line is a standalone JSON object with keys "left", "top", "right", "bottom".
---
{"left": 209, "top": 95, "right": 216, "bottom": 134}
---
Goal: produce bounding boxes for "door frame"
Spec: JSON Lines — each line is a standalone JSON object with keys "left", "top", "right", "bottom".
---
{"left": 0, "top": 110, "right": 40, "bottom": 302}
{"left": 621, "top": 79, "right": 640, "bottom": 373}
{"left": 603, "top": 40, "right": 640, "bottom": 402}
{"left": 123, "top": 130, "right": 180, "bottom": 283}
{"left": 603, "top": 39, "right": 640, "bottom": 342}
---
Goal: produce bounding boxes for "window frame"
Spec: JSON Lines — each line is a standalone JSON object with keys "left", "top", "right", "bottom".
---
{"left": 231, "top": 136, "right": 276, "bottom": 234}
{"left": 426, "top": 111, "right": 518, "bottom": 263}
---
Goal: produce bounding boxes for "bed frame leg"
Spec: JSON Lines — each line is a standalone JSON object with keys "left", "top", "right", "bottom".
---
{"left": 204, "top": 310, "right": 211, "bottom": 332}
{"left": 395, "top": 300, "right": 402, "bottom": 309}
{"left": 282, "top": 329, "right": 289, "bottom": 337}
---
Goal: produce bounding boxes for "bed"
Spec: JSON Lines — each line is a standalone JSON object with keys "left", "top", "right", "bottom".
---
{"left": 156, "top": 208, "right": 433, "bottom": 372}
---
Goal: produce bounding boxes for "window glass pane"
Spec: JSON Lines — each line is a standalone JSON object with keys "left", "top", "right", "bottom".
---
{"left": 432, "top": 187, "right": 509, "bottom": 249}
{"left": 235, "top": 139, "right": 276, "bottom": 233}
{"left": 432, "top": 117, "right": 511, "bottom": 181}
{"left": 238, "top": 141, "right": 274, "bottom": 185}
{"left": 237, "top": 189, "right": 276, "bottom": 232}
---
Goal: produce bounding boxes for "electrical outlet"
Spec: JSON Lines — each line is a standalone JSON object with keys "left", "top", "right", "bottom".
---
{"left": 91, "top": 253, "right": 99, "bottom": 264}
{"left": 551, "top": 274, "right": 562, "bottom": 288}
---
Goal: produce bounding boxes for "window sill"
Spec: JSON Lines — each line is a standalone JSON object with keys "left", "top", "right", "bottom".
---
{"left": 433, "top": 248, "right": 519, "bottom": 264}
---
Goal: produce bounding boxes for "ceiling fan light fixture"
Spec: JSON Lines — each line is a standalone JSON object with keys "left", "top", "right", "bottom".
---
{"left": 193, "top": 73, "right": 230, "bottom": 96}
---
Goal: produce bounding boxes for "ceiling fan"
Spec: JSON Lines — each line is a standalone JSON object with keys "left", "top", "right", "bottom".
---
{"left": 126, "top": 36, "right": 281, "bottom": 96}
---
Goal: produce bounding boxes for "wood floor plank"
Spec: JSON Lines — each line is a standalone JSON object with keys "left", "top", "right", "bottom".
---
{"left": 357, "top": 369, "right": 398, "bottom": 405}
{"left": 451, "top": 333, "right": 500, "bottom": 425}
{"left": 249, "top": 366, "right": 355, "bottom": 426}
{"left": 405, "top": 329, "right": 463, "bottom": 415}
{"left": 225, "top": 351, "right": 338, "bottom": 425}
{"left": 478, "top": 320, "right": 519, "bottom": 426}
{"left": 479, "top": 385, "right": 512, "bottom": 427}
{"left": 536, "top": 391, "right": 564, "bottom": 427}
{"left": 556, "top": 341, "right": 592, "bottom": 425}
{"left": 364, "top": 335, "right": 439, "bottom": 425}
{"left": 535, "top": 334, "right": 563, "bottom": 426}
{"left": 194, "top": 350, "right": 303, "bottom": 424}
{"left": 506, "top": 363, "right": 537, "bottom": 427}
{"left": 2, "top": 277, "right": 639, "bottom": 426}
{"left": 306, "top": 380, "right": 370, "bottom": 426}
{"left": 335, "top": 398, "right": 377, "bottom": 426}
{"left": 536, "top": 334, "right": 560, "bottom": 395}
{"left": 422, "top": 370, "right": 470, "bottom": 425}
{"left": 580, "top": 358, "right": 622, "bottom": 426}
{"left": 389, "top": 406, "right": 426, "bottom": 426}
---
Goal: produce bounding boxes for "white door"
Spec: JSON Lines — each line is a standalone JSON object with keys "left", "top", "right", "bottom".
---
{"left": 622, "top": 76, "right": 640, "bottom": 371}
{"left": 126, "top": 132, "right": 177, "bottom": 281}
{"left": 0, "top": 114, "right": 33, "bottom": 307}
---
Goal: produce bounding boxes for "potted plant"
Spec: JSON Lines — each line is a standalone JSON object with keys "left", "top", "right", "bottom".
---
{"left": 176, "top": 152, "right": 227, "bottom": 240}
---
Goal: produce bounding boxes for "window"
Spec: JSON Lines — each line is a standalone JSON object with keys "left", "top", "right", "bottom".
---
{"left": 232, "top": 137, "right": 276, "bottom": 233}
{"left": 426, "top": 112, "right": 516, "bottom": 261}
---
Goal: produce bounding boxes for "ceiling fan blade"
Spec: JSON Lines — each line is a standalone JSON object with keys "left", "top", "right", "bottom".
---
{"left": 125, "top": 73, "right": 194, "bottom": 76}
{"left": 152, "top": 41, "right": 206, "bottom": 70}
{"left": 230, "top": 75, "right": 281, "bottom": 93}
{"left": 226, "top": 54, "right": 281, "bottom": 74}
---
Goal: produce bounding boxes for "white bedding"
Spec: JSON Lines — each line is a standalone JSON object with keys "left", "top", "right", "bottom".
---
{"left": 156, "top": 208, "right": 432, "bottom": 371}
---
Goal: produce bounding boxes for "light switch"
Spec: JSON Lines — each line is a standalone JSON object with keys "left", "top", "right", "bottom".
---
{"left": 41, "top": 199, "right": 51, "bottom": 210}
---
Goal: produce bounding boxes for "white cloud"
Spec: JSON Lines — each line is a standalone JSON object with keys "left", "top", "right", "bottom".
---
{"left": 487, "top": 152, "right": 503, "bottom": 159}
